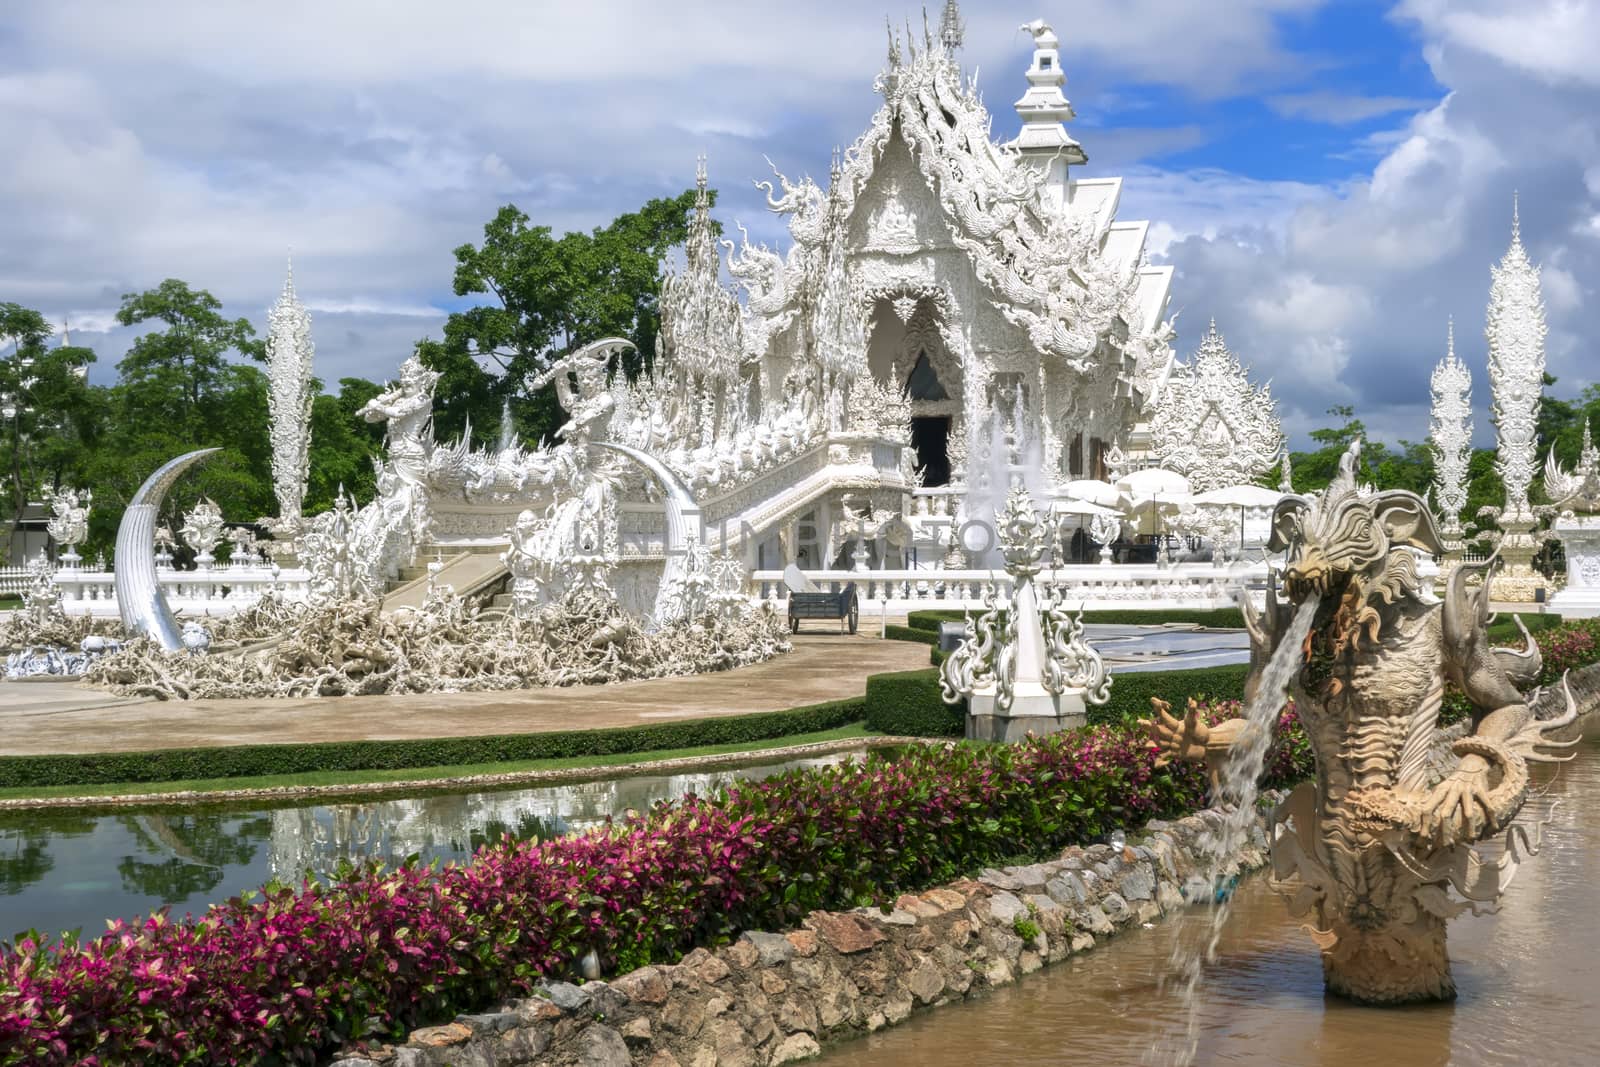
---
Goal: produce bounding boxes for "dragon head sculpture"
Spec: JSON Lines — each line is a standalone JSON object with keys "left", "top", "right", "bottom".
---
{"left": 1269, "top": 439, "right": 1443, "bottom": 654}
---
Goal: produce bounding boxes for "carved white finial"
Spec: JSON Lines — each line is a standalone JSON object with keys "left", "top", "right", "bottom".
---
{"left": 938, "top": 0, "right": 964, "bottom": 52}
{"left": 265, "top": 249, "right": 316, "bottom": 529}
{"left": 1431, "top": 320, "right": 1473, "bottom": 540}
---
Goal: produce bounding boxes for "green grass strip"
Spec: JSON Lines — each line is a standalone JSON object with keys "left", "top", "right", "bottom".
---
{"left": 0, "top": 724, "right": 874, "bottom": 802}
{"left": 0, "top": 697, "right": 865, "bottom": 790}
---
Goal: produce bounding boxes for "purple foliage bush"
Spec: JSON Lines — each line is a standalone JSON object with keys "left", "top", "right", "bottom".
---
{"left": 1, "top": 712, "right": 1312, "bottom": 1066}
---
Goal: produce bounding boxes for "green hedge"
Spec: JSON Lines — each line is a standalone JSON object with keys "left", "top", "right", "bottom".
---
{"left": 904, "top": 607, "right": 1247, "bottom": 632}
{"left": 860, "top": 663, "right": 1252, "bottom": 736}
{"left": 883, "top": 624, "right": 939, "bottom": 646}
{"left": 1090, "top": 664, "right": 1251, "bottom": 724}
{"left": 0, "top": 698, "right": 865, "bottom": 789}
{"left": 864, "top": 669, "right": 964, "bottom": 737}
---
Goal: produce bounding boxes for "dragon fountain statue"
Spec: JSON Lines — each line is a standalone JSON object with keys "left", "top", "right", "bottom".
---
{"left": 1143, "top": 440, "right": 1579, "bottom": 1003}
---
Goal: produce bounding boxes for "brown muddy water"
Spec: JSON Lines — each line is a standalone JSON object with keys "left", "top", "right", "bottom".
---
{"left": 823, "top": 733, "right": 1600, "bottom": 1067}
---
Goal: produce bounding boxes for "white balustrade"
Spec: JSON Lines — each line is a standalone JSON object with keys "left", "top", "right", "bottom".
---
{"left": 51, "top": 562, "right": 313, "bottom": 618}
{"left": 750, "top": 561, "right": 1269, "bottom": 611}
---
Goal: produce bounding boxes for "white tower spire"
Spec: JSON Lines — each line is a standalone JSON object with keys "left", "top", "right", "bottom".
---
{"left": 1429, "top": 318, "right": 1472, "bottom": 544}
{"left": 1486, "top": 195, "right": 1546, "bottom": 523}
{"left": 265, "top": 250, "right": 316, "bottom": 533}
{"left": 1012, "top": 20, "right": 1086, "bottom": 164}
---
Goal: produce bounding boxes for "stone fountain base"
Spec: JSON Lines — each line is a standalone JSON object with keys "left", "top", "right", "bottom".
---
{"left": 966, "top": 684, "right": 1087, "bottom": 743}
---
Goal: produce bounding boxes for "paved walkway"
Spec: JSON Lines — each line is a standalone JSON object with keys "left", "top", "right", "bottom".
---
{"left": 0, "top": 634, "right": 929, "bottom": 757}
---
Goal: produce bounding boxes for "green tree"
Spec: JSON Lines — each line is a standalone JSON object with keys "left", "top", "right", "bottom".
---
{"left": 304, "top": 377, "right": 386, "bottom": 512}
{"left": 0, "top": 303, "right": 100, "bottom": 563}
{"left": 114, "top": 280, "right": 266, "bottom": 438}
{"left": 423, "top": 189, "right": 707, "bottom": 446}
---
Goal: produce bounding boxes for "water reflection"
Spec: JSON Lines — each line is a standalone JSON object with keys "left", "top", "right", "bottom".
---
{"left": 820, "top": 736, "right": 1600, "bottom": 1067}
{"left": 0, "top": 752, "right": 851, "bottom": 942}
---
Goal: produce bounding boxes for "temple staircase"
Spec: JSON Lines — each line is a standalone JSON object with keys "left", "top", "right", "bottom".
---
{"left": 379, "top": 543, "right": 508, "bottom": 614}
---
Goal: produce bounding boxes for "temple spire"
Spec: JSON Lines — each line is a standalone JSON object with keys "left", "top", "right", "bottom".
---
{"left": 938, "top": 0, "right": 964, "bottom": 53}
{"left": 1012, "top": 19, "right": 1086, "bottom": 178}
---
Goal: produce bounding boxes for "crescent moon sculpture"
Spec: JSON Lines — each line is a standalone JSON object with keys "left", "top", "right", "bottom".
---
{"left": 590, "top": 441, "right": 703, "bottom": 626}
{"left": 114, "top": 448, "right": 220, "bottom": 651}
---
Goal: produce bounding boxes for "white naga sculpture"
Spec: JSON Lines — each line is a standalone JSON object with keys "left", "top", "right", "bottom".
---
{"left": 179, "top": 497, "right": 226, "bottom": 568}
{"left": 264, "top": 255, "right": 315, "bottom": 534}
{"left": 43, "top": 485, "right": 91, "bottom": 567}
{"left": 940, "top": 483, "right": 1111, "bottom": 740}
{"left": 1484, "top": 197, "right": 1548, "bottom": 600}
{"left": 1152, "top": 320, "right": 1284, "bottom": 493}
{"left": 1429, "top": 320, "right": 1473, "bottom": 547}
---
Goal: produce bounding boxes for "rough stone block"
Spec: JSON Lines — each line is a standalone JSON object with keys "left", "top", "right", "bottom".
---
{"left": 771, "top": 1033, "right": 823, "bottom": 1064}
{"left": 760, "top": 970, "right": 790, "bottom": 996}
{"left": 977, "top": 867, "right": 1024, "bottom": 891}
{"left": 612, "top": 966, "right": 671, "bottom": 1006}
{"left": 1019, "top": 950, "right": 1043, "bottom": 975}
{"left": 922, "top": 888, "right": 968, "bottom": 913}
{"left": 985, "top": 890, "right": 1028, "bottom": 925}
{"left": 409, "top": 1022, "right": 471, "bottom": 1048}
{"left": 726, "top": 938, "right": 761, "bottom": 970}
{"left": 785, "top": 929, "right": 819, "bottom": 957}
{"left": 907, "top": 955, "right": 946, "bottom": 1004}
{"left": 622, "top": 1016, "right": 654, "bottom": 1044}
{"left": 578, "top": 1024, "right": 633, "bottom": 1067}
{"left": 983, "top": 957, "right": 1015, "bottom": 986}
{"left": 806, "top": 912, "right": 887, "bottom": 955}
{"left": 455, "top": 1011, "right": 519, "bottom": 1034}
{"left": 538, "top": 981, "right": 591, "bottom": 1013}
{"left": 883, "top": 994, "right": 915, "bottom": 1024}
{"left": 1102, "top": 892, "right": 1134, "bottom": 925}
{"left": 779, "top": 995, "right": 820, "bottom": 1034}
{"left": 742, "top": 930, "right": 797, "bottom": 967}
{"left": 1119, "top": 865, "right": 1155, "bottom": 902}
{"left": 1075, "top": 904, "right": 1114, "bottom": 936}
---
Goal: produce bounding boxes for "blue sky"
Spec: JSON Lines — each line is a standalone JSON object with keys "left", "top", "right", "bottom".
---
{"left": 4, "top": 0, "right": 1598, "bottom": 448}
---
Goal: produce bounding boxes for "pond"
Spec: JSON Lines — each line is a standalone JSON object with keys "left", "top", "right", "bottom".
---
{"left": 0, "top": 750, "right": 859, "bottom": 942}
{"left": 819, "top": 732, "right": 1600, "bottom": 1066}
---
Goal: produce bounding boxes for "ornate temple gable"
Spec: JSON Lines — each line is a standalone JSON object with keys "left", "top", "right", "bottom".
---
{"left": 1151, "top": 321, "right": 1285, "bottom": 493}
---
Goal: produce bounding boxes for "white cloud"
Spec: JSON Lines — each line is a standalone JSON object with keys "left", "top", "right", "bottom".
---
{"left": 1266, "top": 90, "right": 1436, "bottom": 124}
{"left": 1397, "top": 0, "right": 1600, "bottom": 87}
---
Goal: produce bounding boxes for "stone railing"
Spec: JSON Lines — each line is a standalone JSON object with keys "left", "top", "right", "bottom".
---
{"left": 0, "top": 566, "right": 29, "bottom": 598}
{"left": 52, "top": 563, "right": 313, "bottom": 618}
{"left": 750, "top": 561, "right": 1267, "bottom": 611}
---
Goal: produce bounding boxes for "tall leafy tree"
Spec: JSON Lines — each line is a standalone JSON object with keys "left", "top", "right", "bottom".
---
{"left": 422, "top": 189, "right": 707, "bottom": 446}
{"left": 0, "top": 303, "right": 98, "bottom": 563}
{"left": 114, "top": 279, "right": 266, "bottom": 438}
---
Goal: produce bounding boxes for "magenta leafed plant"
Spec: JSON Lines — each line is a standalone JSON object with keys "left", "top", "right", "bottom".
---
{"left": 0, "top": 714, "right": 1313, "bottom": 1067}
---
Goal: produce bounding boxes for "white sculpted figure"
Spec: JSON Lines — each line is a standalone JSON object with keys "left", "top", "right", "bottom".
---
{"left": 180, "top": 497, "right": 227, "bottom": 566}
{"left": 359, "top": 355, "right": 439, "bottom": 486}
{"left": 43, "top": 485, "right": 91, "bottom": 564}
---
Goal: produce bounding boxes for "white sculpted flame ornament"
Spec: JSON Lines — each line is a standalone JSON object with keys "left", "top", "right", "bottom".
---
{"left": 1143, "top": 440, "right": 1579, "bottom": 1004}
{"left": 1429, "top": 321, "right": 1473, "bottom": 543}
{"left": 1486, "top": 199, "right": 1546, "bottom": 524}
{"left": 940, "top": 484, "right": 1110, "bottom": 738}
{"left": 1152, "top": 321, "right": 1284, "bottom": 493}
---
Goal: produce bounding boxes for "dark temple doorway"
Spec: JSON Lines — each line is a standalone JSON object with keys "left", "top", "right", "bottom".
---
{"left": 910, "top": 416, "right": 951, "bottom": 487}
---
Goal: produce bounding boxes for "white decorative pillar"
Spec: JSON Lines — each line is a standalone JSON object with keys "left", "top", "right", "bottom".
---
{"left": 1485, "top": 197, "right": 1548, "bottom": 602}
{"left": 1429, "top": 319, "right": 1472, "bottom": 563}
{"left": 265, "top": 254, "right": 315, "bottom": 537}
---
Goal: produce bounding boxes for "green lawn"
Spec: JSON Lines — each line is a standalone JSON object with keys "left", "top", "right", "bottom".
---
{"left": 0, "top": 723, "right": 875, "bottom": 803}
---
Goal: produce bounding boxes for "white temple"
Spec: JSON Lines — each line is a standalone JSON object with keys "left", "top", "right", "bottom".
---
{"left": 48, "top": 6, "right": 1288, "bottom": 622}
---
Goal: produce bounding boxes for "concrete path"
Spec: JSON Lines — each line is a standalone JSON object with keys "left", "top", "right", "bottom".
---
{"left": 0, "top": 633, "right": 929, "bottom": 757}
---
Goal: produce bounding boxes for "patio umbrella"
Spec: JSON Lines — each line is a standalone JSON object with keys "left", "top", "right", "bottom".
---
{"left": 1116, "top": 467, "right": 1191, "bottom": 498}
{"left": 1062, "top": 479, "right": 1122, "bottom": 508}
{"left": 1190, "top": 484, "right": 1283, "bottom": 552}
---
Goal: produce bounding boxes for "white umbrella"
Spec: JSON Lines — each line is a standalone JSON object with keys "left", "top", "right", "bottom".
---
{"left": 1050, "top": 498, "right": 1123, "bottom": 518}
{"left": 1189, "top": 484, "right": 1283, "bottom": 508}
{"left": 1062, "top": 479, "right": 1122, "bottom": 508}
{"left": 1116, "top": 467, "right": 1191, "bottom": 498}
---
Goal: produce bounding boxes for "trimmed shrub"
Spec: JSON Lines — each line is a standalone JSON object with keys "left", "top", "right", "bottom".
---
{"left": 864, "top": 669, "right": 963, "bottom": 737}
{"left": 1090, "top": 665, "right": 1253, "bottom": 725}
{"left": 883, "top": 624, "right": 938, "bottom": 646}
{"left": 0, "top": 699, "right": 864, "bottom": 789}
{"left": 0, "top": 711, "right": 1315, "bottom": 1066}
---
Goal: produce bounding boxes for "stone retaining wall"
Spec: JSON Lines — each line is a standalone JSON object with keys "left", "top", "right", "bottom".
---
{"left": 329, "top": 796, "right": 1277, "bottom": 1067}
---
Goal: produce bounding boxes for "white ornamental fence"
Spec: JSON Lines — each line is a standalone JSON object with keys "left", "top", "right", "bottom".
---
{"left": 48, "top": 563, "right": 313, "bottom": 618}
{"left": 749, "top": 561, "right": 1270, "bottom": 612}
